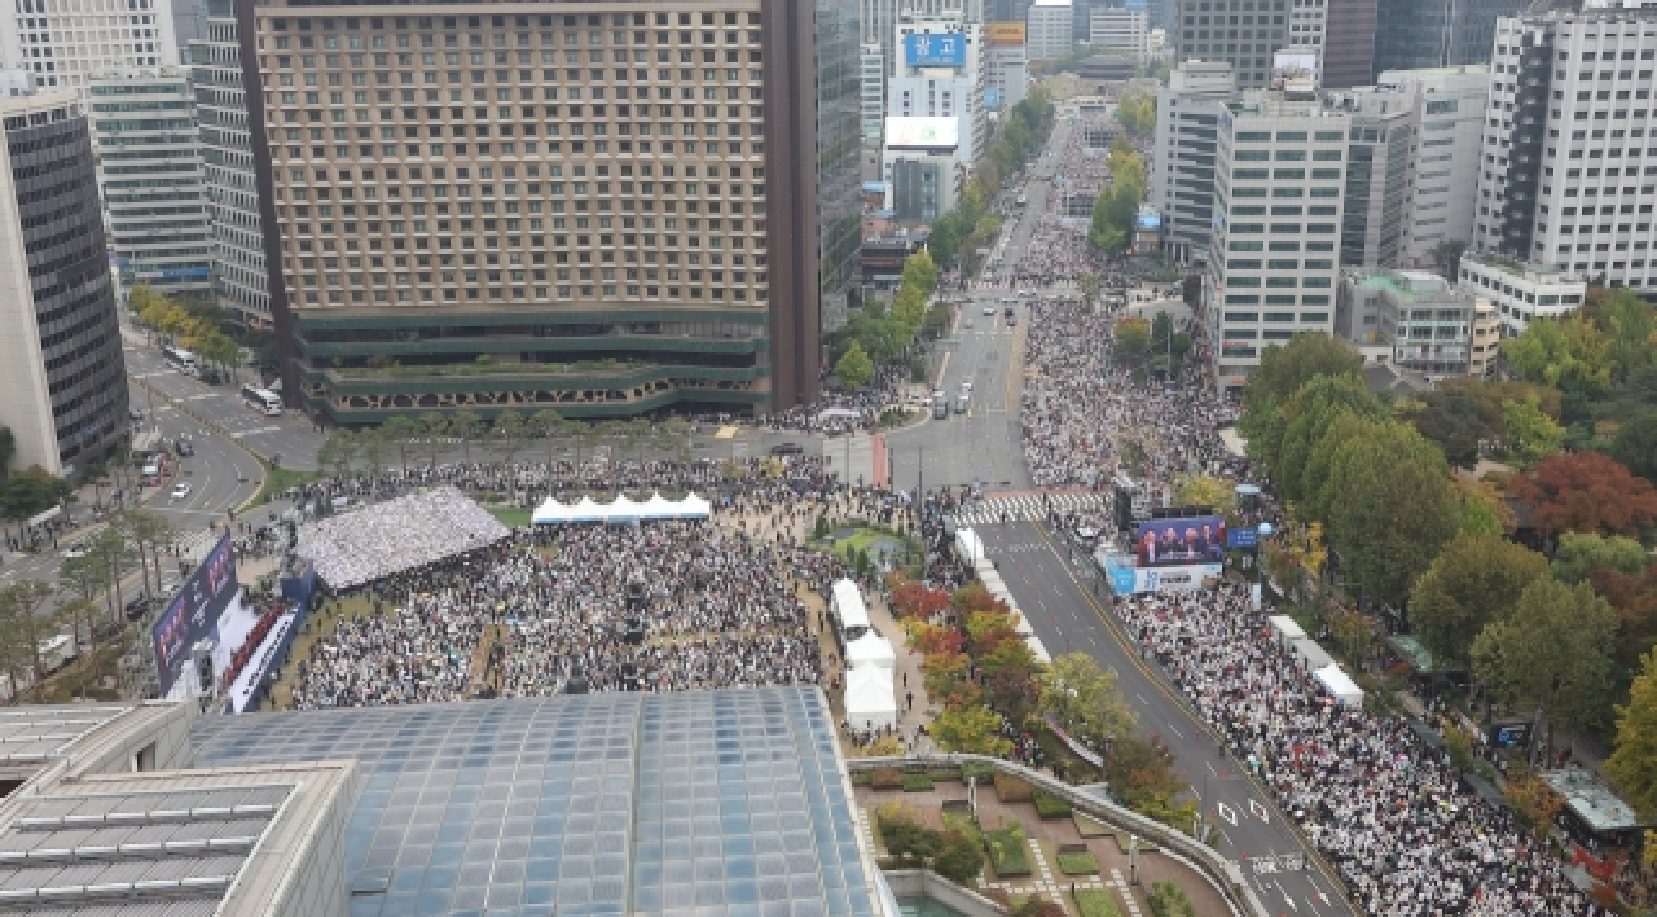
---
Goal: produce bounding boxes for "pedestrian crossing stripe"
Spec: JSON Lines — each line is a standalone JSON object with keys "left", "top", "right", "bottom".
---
{"left": 950, "top": 492, "right": 1109, "bottom": 526}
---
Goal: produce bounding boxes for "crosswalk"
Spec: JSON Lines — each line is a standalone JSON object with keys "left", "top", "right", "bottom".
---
{"left": 951, "top": 492, "right": 1110, "bottom": 526}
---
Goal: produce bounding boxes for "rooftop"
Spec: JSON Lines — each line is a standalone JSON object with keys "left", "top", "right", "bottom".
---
{"left": 0, "top": 706, "right": 138, "bottom": 779}
{"left": 191, "top": 687, "right": 881, "bottom": 916}
{"left": 1353, "top": 270, "right": 1457, "bottom": 302}
{"left": 1542, "top": 768, "right": 1647, "bottom": 834}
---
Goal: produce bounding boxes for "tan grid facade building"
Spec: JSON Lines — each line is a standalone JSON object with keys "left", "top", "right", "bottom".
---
{"left": 238, "top": 0, "right": 826, "bottom": 420}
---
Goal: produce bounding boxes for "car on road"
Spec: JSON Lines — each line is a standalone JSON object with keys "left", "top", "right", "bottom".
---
{"left": 769, "top": 442, "right": 804, "bottom": 456}
{"left": 982, "top": 305, "right": 996, "bottom": 316}
{"left": 170, "top": 482, "right": 193, "bottom": 500}
{"left": 960, "top": 380, "right": 973, "bottom": 392}
{"left": 63, "top": 542, "right": 88, "bottom": 560}
{"left": 174, "top": 439, "right": 194, "bottom": 457}
{"left": 124, "top": 595, "right": 152, "bottom": 621}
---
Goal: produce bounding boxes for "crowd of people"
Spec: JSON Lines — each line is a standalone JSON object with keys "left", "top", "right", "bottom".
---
{"left": 1118, "top": 586, "right": 1604, "bottom": 916}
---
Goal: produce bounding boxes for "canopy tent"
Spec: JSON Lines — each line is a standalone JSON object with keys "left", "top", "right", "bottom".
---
{"left": 830, "top": 578, "right": 871, "bottom": 636}
{"left": 1314, "top": 664, "right": 1364, "bottom": 708}
{"left": 1267, "top": 615, "right": 1306, "bottom": 648}
{"left": 955, "top": 528, "right": 986, "bottom": 566}
{"left": 1290, "top": 637, "right": 1336, "bottom": 675}
{"left": 532, "top": 492, "right": 712, "bottom": 525}
{"left": 845, "top": 632, "right": 896, "bottom": 671}
{"left": 1025, "top": 633, "right": 1052, "bottom": 664}
{"left": 844, "top": 665, "right": 898, "bottom": 732}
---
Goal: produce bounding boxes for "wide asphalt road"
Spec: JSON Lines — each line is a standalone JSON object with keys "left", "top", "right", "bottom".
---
{"left": 975, "top": 520, "right": 1355, "bottom": 917}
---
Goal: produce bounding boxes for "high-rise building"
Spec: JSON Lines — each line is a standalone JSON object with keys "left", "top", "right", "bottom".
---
{"left": 0, "top": 89, "right": 129, "bottom": 476}
{"left": 88, "top": 70, "right": 214, "bottom": 297}
{"left": 1474, "top": 5, "right": 1657, "bottom": 292}
{"left": 237, "top": 0, "right": 859, "bottom": 421}
{"left": 1373, "top": 0, "right": 1529, "bottom": 78}
{"left": 1319, "top": 0, "right": 1375, "bottom": 89}
{"left": 1172, "top": 0, "right": 1288, "bottom": 89}
{"left": 1151, "top": 59, "right": 1235, "bottom": 264}
{"left": 190, "top": 0, "right": 271, "bottom": 329}
{"left": 816, "top": 0, "right": 863, "bottom": 333}
{"left": 860, "top": 41, "right": 886, "bottom": 145}
{"left": 884, "top": 21, "right": 986, "bottom": 219}
{"left": 0, "top": 0, "right": 177, "bottom": 91}
{"left": 1027, "top": 0, "right": 1075, "bottom": 61}
{"left": 1089, "top": 5, "right": 1149, "bottom": 65}
{"left": 985, "top": 23, "right": 1029, "bottom": 112}
{"left": 1326, "top": 93, "right": 1412, "bottom": 268}
{"left": 1202, "top": 93, "right": 1350, "bottom": 390}
{"left": 1383, "top": 67, "right": 1489, "bottom": 269}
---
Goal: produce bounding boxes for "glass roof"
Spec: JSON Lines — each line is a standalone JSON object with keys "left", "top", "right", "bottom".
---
{"left": 190, "top": 687, "right": 876, "bottom": 917}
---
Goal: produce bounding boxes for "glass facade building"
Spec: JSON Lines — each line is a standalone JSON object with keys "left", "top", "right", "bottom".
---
{"left": 192, "top": 687, "right": 882, "bottom": 916}
{"left": 1373, "top": 0, "right": 1528, "bottom": 78}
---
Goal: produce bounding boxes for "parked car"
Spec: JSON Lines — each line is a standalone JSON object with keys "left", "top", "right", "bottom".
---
{"left": 124, "top": 595, "right": 152, "bottom": 621}
{"left": 174, "top": 438, "right": 194, "bottom": 457}
{"left": 769, "top": 442, "right": 805, "bottom": 456}
{"left": 171, "top": 482, "right": 193, "bottom": 500}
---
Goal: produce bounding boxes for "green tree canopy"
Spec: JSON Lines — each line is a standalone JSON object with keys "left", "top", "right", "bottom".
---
{"left": 834, "top": 340, "right": 875, "bottom": 390}
{"left": 1551, "top": 532, "right": 1651, "bottom": 584}
{"left": 1239, "top": 333, "right": 1364, "bottom": 439}
{"left": 1593, "top": 287, "right": 1657, "bottom": 381}
{"left": 1408, "top": 534, "right": 1550, "bottom": 669}
{"left": 1471, "top": 577, "right": 1619, "bottom": 730}
{"left": 1501, "top": 395, "right": 1566, "bottom": 469}
{"left": 1500, "top": 315, "right": 1613, "bottom": 396}
{"left": 1610, "top": 407, "right": 1657, "bottom": 482}
{"left": 1405, "top": 389, "right": 1501, "bottom": 468}
{"left": 929, "top": 704, "right": 1013, "bottom": 757}
{"left": 1606, "top": 649, "right": 1657, "bottom": 822}
{"left": 1037, "top": 653, "right": 1137, "bottom": 749}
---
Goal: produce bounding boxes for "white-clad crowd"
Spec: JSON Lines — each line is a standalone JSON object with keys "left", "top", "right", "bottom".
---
{"left": 1119, "top": 586, "right": 1603, "bottom": 915}
{"left": 296, "top": 485, "right": 511, "bottom": 590}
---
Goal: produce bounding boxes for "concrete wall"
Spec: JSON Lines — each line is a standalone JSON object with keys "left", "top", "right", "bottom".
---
{"left": 883, "top": 869, "right": 1006, "bottom": 916}
{"left": 848, "top": 754, "right": 1269, "bottom": 916}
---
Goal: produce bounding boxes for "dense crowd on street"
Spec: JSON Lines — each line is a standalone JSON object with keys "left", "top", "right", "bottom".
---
{"left": 1118, "top": 586, "right": 1604, "bottom": 915}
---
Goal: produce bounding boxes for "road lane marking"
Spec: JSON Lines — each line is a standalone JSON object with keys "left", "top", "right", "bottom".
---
{"left": 1249, "top": 799, "right": 1271, "bottom": 823}
{"left": 1215, "top": 802, "right": 1238, "bottom": 826}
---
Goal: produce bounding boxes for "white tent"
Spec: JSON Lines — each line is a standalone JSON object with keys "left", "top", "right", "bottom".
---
{"left": 845, "top": 632, "right": 896, "bottom": 671}
{"left": 831, "top": 578, "right": 871, "bottom": 636}
{"left": 1267, "top": 615, "right": 1306, "bottom": 648}
{"left": 681, "top": 492, "right": 712, "bottom": 519}
{"left": 1314, "top": 664, "right": 1364, "bottom": 707}
{"left": 955, "top": 528, "right": 986, "bottom": 566}
{"left": 639, "top": 492, "right": 677, "bottom": 518}
{"left": 1290, "top": 637, "right": 1336, "bottom": 674}
{"left": 1025, "top": 633, "right": 1052, "bottom": 664}
{"left": 844, "top": 665, "right": 898, "bottom": 732}
{"left": 608, "top": 495, "right": 641, "bottom": 522}
{"left": 569, "top": 496, "right": 605, "bottom": 523}
{"left": 531, "top": 498, "right": 572, "bottom": 525}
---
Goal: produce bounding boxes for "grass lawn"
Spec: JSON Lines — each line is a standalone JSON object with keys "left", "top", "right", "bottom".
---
{"left": 271, "top": 593, "right": 376, "bottom": 708}
{"left": 1075, "top": 888, "right": 1123, "bottom": 917}
{"left": 1056, "top": 850, "right": 1100, "bottom": 875}
{"left": 487, "top": 506, "right": 533, "bottom": 528}
{"left": 984, "top": 822, "right": 1031, "bottom": 878}
{"left": 255, "top": 463, "right": 318, "bottom": 506}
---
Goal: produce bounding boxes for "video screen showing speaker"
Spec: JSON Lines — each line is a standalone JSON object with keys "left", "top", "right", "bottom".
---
{"left": 1134, "top": 515, "right": 1227, "bottom": 568}
{"left": 152, "top": 533, "right": 240, "bottom": 695}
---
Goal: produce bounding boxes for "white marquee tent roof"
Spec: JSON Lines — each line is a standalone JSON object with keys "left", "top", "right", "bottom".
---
{"left": 532, "top": 491, "right": 713, "bottom": 525}
{"left": 1314, "top": 664, "right": 1364, "bottom": 707}
{"left": 846, "top": 632, "right": 896, "bottom": 671}
{"left": 831, "top": 579, "right": 871, "bottom": 634}
{"left": 844, "top": 665, "right": 897, "bottom": 732}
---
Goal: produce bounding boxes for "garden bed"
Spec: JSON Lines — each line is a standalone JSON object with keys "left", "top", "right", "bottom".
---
{"left": 983, "top": 821, "right": 1031, "bottom": 878}
{"left": 1075, "top": 888, "right": 1124, "bottom": 917}
{"left": 1056, "top": 845, "right": 1099, "bottom": 876}
{"left": 1033, "top": 789, "right": 1073, "bottom": 819}
{"left": 993, "top": 772, "right": 1034, "bottom": 803}
{"left": 902, "top": 773, "right": 935, "bottom": 792}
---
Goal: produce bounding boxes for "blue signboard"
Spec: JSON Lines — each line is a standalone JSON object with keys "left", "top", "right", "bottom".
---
{"left": 1226, "top": 527, "right": 1259, "bottom": 549}
{"left": 984, "top": 87, "right": 1002, "bottom": 110}
{"left": 905, "top": 32, "right": 966, "bottom": 68}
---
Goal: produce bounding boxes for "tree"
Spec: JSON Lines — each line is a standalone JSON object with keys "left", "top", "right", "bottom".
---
{"left": 1171, "top": 475, "right": 1235, "bottom": 515}
{"left": 1551, "top": 532, "right": 1650, "bottom": 584}
{"left": 1500, "top": 315, "right": 1613, "bottom": 396}
{"left": 449, "top": 409, "right": 482, "bottom": 464}
{"left": 929, "top": 704, "right": 1013, "bottom": 757}
{"left": 529, "top": 408, "right": 564, "bottom": 471}
{"left": 1505, "top": 451, "right": 1657, "bottom": 537}
{"left": 491, "top": 409, "right": 526, "bottom": 471}
{"left": 418, "top": 413, "right": 449, "bottom": 468}
{"left": 111, "top": 512, "right": 162, "bottom": 608}
{"left": 1259, "top": 373, "right": 1385, "bottom": 503}
{"left": 1321, "top": 421, "right": 1461, "bottom": 608}
{"left": 1502, "top": 772, "right": 1566, "bottom": 836}
{"left": 0, "top": 466, "right": 72, "bottom": 522}
{"left": 0, "top": 580, "right": 67, "bottom": 699}
{"left": 1607, "top": 650, "right": 1657, "bottom": 822}
{"left": 1408, "top": 534, "right": 1550, "bottom": 669}
{"left": 1406, "top": 388, "right": 1500, "bottom": 468}
{"left": 1500, "top": 395, "right": 1565, "bottom": 469}
{"left": 1037, "top": 653, "right": 1137, "bottom": 749}
{"left": 357, "top": 428, "right": 389, "bottom": 484}
{"left": 1113, "top": 316, "right": 1150, "bottom": 364}
{"left": 835, "top": 340, "right": 876, "bottom": 390}
{"left": 1078, "top": 273, "right": 1103, "bottom": 306}
{"left": 1593, "top": 287, "right": 1657, "bottom": 381}
{"left": 57, "top": 554, "right": 109, "bottom": 652}
{"left": 1148, "top": 882, "right": 1197, "bottom": 917}
{"left": 316, "top": 428, "right": 359, "bottom": 480}
{"left": 1104, "top": 735, "right": 1195, "bottom": 830}
{"left": 932, "top": 828, "right": 986, "bottom": 884}
{"left": 1238, "top": 333, "right": 1364, "bottom": 439}
{"left": 1610, "top": 407, "right": 1657, "bottom": 483}
{"left": 1472, "top": 577, "right": 1619, "bottom": 731}
{"left": 381, "top": 415, "right": 420, "bottom": 480}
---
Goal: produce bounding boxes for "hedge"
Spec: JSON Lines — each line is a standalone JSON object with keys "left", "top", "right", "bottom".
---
{"left": 902, "top": 773, "right": 935, "bottom": 792}
{"left": 1033, "top": 789, "right": 1073, "bottom": 819}
{"left": 1056, "top": 851, "right": 1100, "bottom": 875}
{"left": 994, "top": 772, "right": 1034, "bottom": 803}
{"left": 984, "top": 821, "right": 1031, "bottom": 877}
{"left": 869, "top": 767, "right": 903, "bottom": 791}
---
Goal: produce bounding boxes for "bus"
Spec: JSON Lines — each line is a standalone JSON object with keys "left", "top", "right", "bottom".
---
{"left": 1015, "top": 192, "right": 1027, "bottom": 209}
{"left": 162, "top": 345, "right": 199, "bottom": 376}
{"left": 241, "top": 385, "right": 283, "bottom": 416}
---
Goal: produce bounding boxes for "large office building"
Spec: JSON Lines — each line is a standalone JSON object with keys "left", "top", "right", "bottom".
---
{"left": 1373, "top": 0, "right": 1528, "bottom": 79}
{"left": 1089, "top": 5, "right": 1149, "bottom": 65}
{"left": 0, "top": 88, "right": 129, "bottom": 476}
{"left": 88, "top": 69, "right": 214, "bottom": 296}
{"left": 1202, "top": 92, "right": 1351, "bottom": 389}
{"left": 1151, "top": 58, "right": 1235, "bottom": 264}
{"left": 1323, "top": 87, "right": 1412, "bottom": 270}
{"left": 1027, "top": 0, "right": 1075, "bottom": 61}
{"left": 1172, "top": 0, "right": 1288, "bottom": 89}
{"left": 0, "top": 0, "right": 177, "bottom": 91}
{"left": 985, "top": 22, "right": 1029, "bottom": 112}
{"left": 1383, "top": 66, "right": 1489, "bottom": 269}
{"left": 1318, "top": 0, "right": 1376, "bottom": 89}
{"left": 190, "top": 0, "right": 272, "bottom": 329}
{"left": 1473, "top": 3, "right": 1657, "bottom": 292}
{"left": 236, "top": 0, "right": 860, "bottom": 422}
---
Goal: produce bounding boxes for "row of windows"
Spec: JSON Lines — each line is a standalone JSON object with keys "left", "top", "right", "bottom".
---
{"left": 1233, "top": 148, "right": 1343, "bottom": 162}
{"left": 1233, "top": 129, "right": 1345, "bottom": 143}
{"left": 267, "top": 64, "right": 762, "bottom": 89}
{"left": 272, "top": 28, "right": 760, "bottom": 53}
{"left": 1224, "top": 276, "right": 1333, "bottom": 289}
{"left": 1230, "top": 167, "right": 1341, "bottom": 180}
{"left": 268, "top": 11, "right": 757, "bottom": 34}
{"left": 1225, "top": 259, "right": 1334, "bottom": 270}
{"left": 1226, "top": 240, "right": 1335, "bottom": 252}
{"left": 270, "top": 138, "right": 756, "bottom": 162}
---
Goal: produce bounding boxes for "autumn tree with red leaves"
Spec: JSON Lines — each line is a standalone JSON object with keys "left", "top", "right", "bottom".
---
{"left": 1505, "top": 451, "right": 1657, "bottom": 537}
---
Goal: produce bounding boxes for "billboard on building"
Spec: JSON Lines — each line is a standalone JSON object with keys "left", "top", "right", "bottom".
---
{"left": 1135, "top": 515, "right": 1227, "bottom": 568}
{"left": 1271, "top": 50, "right": 1320, "bottom": 91}
{"left": 986, "top": 22, "right": 1027, "bottom": 45}
{"left": 885, "top": 116, "right": 960, "bottom": 150}
{"left": 905, "top": 31, "right": 967, "bottom": 67}
{"left": 152, "top": 533, "right": 240, "bottom": 694}
{"left": 1101, "top": 552, "right": 1222, "bottom": 596}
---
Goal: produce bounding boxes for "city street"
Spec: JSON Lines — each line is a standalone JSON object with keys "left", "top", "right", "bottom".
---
{"left": 976, "top": 520, "right": 1354, "bottom": 917}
